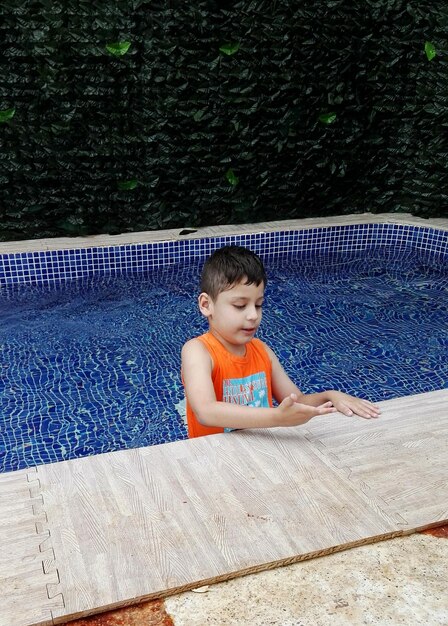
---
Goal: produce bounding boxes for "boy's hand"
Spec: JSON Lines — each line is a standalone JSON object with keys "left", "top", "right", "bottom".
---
{"left": 276, "top": 394, "right": 337, "bottom": 426}
{"left": 327, "top": 391, "right": 380, "bottom": 419}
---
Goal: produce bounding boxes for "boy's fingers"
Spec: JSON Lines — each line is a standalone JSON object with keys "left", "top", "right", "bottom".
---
{"left": 359, "top": 409, "right": 380, "bottom": 419}
{"left": 358, "top": 399, "right": 381, "bottom": 414}
{"left": 314, "top": 401, "right": 336, "bottom": 414}
{"left": 359, "top": 404, "right": 380, "bottom": 414}
{"left": 352, "top": 401, "right": 381, "bottom": 418}
{"left": 317, "top": 404, "right": 337, "bottom": 414}
{"left": 347, "top": 405, "right": 380, "bottom": 419}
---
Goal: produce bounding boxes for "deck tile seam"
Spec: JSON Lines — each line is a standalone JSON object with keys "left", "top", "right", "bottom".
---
{"left": 27, "top": 470, "right": 66, "bottom": 625}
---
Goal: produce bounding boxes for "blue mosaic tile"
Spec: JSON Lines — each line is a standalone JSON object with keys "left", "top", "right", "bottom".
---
{"left": 0, "top": 225, "right": 447, "bottom": 472}
{"left": 1, "top": 223, "right": 447, "bottom": 285}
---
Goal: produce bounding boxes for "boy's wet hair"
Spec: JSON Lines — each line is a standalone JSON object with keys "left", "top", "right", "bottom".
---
{"left": 200, "top": 245, "right": 267, "bottom": 300}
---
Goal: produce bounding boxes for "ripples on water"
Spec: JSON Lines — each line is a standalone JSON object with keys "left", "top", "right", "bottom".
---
{"left": 1, "top": 249, "right": 447, "bottom": 471}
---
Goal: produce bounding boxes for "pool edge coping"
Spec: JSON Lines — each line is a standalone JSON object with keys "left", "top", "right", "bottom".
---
{"left": 2, "top": 212, "right": 448, "bottom": 254}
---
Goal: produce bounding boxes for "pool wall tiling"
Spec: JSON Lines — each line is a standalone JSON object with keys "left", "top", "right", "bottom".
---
{"left": 1, "top": 220, "right": 448, "bottom": 286}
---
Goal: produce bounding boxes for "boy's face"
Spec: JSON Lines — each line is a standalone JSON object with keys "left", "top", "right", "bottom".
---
{"left": 198, "top": 278, "right": 265, "bottom": 354}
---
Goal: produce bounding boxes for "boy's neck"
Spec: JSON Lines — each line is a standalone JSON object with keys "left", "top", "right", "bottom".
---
{"left": 208, "top": 329, "right": 248, "bottom": 357}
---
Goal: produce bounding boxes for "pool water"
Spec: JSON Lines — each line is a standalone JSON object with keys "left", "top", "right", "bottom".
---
{"left": 1, "top": 248, "right": 447, "bottom": 472}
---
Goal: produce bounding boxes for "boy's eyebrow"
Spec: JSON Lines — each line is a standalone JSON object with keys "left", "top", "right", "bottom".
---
{"left": 230, "top": 296, "right": 264, "bottom": 302}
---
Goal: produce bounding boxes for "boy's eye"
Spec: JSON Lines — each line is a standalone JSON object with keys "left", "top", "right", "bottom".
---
{"left": 233, "top": 303, "right": 263, "bottom": 310}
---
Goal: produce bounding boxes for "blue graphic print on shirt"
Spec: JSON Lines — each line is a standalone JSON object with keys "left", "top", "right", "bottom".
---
{"left": 222, "top": 371, "right": 269, "bottom": 432}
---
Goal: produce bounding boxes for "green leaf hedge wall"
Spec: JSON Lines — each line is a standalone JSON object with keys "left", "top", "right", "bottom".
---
{"left": 0, "top": 1, "right": 447, "bottom": 241}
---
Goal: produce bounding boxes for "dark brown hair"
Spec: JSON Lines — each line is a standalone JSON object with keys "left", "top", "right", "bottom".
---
{"left": 200, "top": 245, "right": 267, "bottom": 300}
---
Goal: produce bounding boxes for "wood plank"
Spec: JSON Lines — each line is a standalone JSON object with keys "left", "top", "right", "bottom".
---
{"left": 0, "top": 469, "right": 64, "bottom": 626}
{"left": 41, "top": 389, "right": 448, "bottom": 623}
{"left": 303, "top": 389, "right": 448, "bottom": 528}
{"left": 3, "top": 389, "right": 447, "bottom": 625}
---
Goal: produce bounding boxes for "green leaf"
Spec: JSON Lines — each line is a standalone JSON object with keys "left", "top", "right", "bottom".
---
{"left": 193, "top": 110, "right": 204, "bottom": 121}
{"left": 318, "top": 112, "right": 337, "bottom": 124}
{"left": 219, "top": 42, "right": 240, "bottom": 56}
{"left": 0, "top": 108, "right": 16, "bottom": 123}
{"left": 57, "top": 216, "right": 86, "bottom": 234}
{"left": 225, "top": 168, "right": 239, "bottom": 186}
{"left": 117, "top": 179, "right": 138, "bottom": 190}
{"left": 425, "top": 41, "right": 436, "bottom": 61}
{"left": 106, "top": 42, "right": 132, "bottom": 56}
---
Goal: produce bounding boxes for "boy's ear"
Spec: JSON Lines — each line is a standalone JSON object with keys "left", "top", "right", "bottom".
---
{"left": 198, "top": 292, "right": 213, "bottom": 317}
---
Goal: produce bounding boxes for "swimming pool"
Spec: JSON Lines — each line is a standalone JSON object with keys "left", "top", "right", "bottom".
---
{"left": 1, "top": 221, "right": 447, "bottom": 472}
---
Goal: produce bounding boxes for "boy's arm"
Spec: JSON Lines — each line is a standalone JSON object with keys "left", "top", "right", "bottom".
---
{"left": 181, "top": 339, "right": 337, "bottom": 430}
{"left": 265, "top": 344, "right": 380, "bottom": 419}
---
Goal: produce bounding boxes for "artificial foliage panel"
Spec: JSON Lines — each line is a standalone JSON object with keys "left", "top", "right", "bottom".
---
{"left": 0, "top": 1, "right": 447, "bottom": 241}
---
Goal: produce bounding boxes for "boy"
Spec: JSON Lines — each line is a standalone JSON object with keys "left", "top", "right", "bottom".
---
{"left": 181, "top": 245, "right": 380, "bottom": 438}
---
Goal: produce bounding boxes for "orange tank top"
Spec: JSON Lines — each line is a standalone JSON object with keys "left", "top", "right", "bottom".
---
{"left": 185, "top": 332, "right": 273, "bottom": 438}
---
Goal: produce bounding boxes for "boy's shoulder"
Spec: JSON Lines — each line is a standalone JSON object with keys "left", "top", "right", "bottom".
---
{"left": 182, "top": 334, "right": 273, "bottom": 359}
{"left": 181, "top": 334, "right": 211, "bottom": 359}
{"left": 182, "top": 334, "right": 205, "bottom": 349}
{"left": 252, "top": 338, "right": 275, "bottom": 360}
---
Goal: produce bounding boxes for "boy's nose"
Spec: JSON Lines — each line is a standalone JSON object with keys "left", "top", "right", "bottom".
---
{"left": 246, "top": 306, "right": 259, "bottom": 321}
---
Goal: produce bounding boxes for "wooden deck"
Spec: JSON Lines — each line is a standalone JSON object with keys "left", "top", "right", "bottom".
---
{"left": 1, "top": 389, "right": 447, "bottom": 626}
